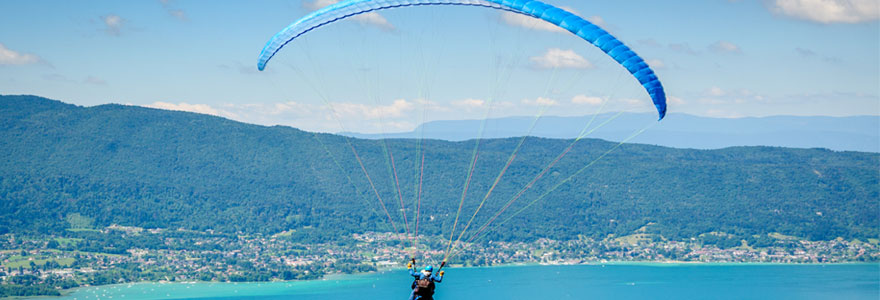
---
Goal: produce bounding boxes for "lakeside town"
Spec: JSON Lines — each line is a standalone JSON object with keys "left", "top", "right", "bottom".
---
{"left": 1, "top": 225, "right": 877, "bottom": 296}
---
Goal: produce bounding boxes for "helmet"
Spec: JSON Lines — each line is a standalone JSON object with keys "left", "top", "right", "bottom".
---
{"left": 424, "top": 265, "right": 433, "bottom": 272}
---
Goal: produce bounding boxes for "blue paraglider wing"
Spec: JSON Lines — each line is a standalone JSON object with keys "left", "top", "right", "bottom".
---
{"left": 257, "top": 0, "right": 667, "bottom": 120}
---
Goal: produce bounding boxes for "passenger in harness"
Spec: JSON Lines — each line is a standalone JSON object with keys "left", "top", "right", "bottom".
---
{"left": 407, "top": 260, "right": 444, "bottom": 300}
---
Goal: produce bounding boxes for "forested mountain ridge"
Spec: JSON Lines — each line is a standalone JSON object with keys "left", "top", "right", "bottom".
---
{"left": 1, "top": 95, "right": 877, "bottom": 243}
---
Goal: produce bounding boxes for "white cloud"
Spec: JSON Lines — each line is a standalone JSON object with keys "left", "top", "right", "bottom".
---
{"left": 530, "top": 48, "right": 593, "bottom": 69}
{"left": 622, "top": 98, "right": 647, "bottom": 107}
{"left": 222, "top": 101, "right": 318, "bottom": 119}
{"left": 521, "top": 97, "right": 558, "bottom": 106}
{"left": 333, "top": 99, "right": 414, "bottom": 119}
{"left": 772, "top": 0, "right": 879, "bottom": 23}
{"left": 142, "top": 96, "right": 687, "bottom": 134}
{"left": 303, "top": 0, "right": 337, "bottom": 10}
{"left": 304, "top": 0, "right": 393, "bottom": 30}
{"left": 354, "top": 13, "right": 394, "bottom": 30}
{"left": 102, "top": 14, "right": 125, "bottom": 36}
{"left": 571, "top": 95, "right": 604, "bottom": 105}
{"left": 0, "top": 44, "right": 42, "bottom": 65}
{"left": 535, "top": 97, "right": 557, "bottom": 106}
{"left": 209, "top": 99, "right": 429, "bottom": 133}
{"left": 452, "top": 98, "right": 486, "bottom": 108}
{"left": 709, "top": 41, "right": 742, "bottom": 54}
{"left": 146, "top": 102, "right": 233, "bottom": 118}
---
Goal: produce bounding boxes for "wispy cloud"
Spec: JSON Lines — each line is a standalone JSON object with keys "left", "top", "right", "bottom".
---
{"left": 303, "top": 0, "right": 393, "bottom": 30}
{"left": 620, "top": 98, "right": 652, "bottom": 110}
{"left": 794, "top": 47, "right": 842, "bottom": 63}
{"left": 703, "top": 109, "right": 743, "bottom": 118}
{"left": 84, "top": 76, "right": 107, "bottom": 85}
{"left": 795, "top": 47, "right": 816, "bottom": 56}
{"left": 141, "top": 95, "right": 676, "bottom": 134}
{"left": 571, "top": 95, "right": 605, "bottom": 106}
{"left": 42, "top": 73, "right": 72, "bottom": 82}
{"left": 101, "top": 14, "right": 126, "bottom": 36}
{"left": 449, "top": 98, "right": 520, "bottom": 114}
{"left": 159, "top": 0, "right": 187, "bottom": 21}
{"left": 668, "top": 43, "right": 699, "bottom": 55}
{"left": 771, "top": 0, "right": 879, "bottom": 23}
{"left": 333, "top": 99, "right": 415, "bottom": 119}
{"left": 707, "top": 86, "right": 726, "bottom": 97}
{"left": 0, "top": 44, "right": 42, "bottom": 65}
{"left": 697, "top": 87, "right": 767, "bottom": 106}
{"left": 168, "top": 9, "right": 187, "bottom": 21}
{"left": 153, "top": 99, "right": 422, "bottom": 133}
{"left": 668, "top": 96, "right": 686, "bottom": 106}
{"left": 709, "top": 41, "right": 742, "bottom": 54}
{"left": 645, "top": 59, "right": 666, "bottom": 69}
{"left": 530, "top": 48, "right": 593, "bottom": 69}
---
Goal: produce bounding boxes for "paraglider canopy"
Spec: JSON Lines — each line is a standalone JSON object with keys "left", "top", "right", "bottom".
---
{"left": 256, "top": 0, "right": 667, "bottom": 120}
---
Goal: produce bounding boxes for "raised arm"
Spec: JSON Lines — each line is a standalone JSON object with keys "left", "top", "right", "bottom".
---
{"left": 432, "top": 272, "right": 443, "bottom": 283}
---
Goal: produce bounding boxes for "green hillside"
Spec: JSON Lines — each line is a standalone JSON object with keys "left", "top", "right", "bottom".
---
{"left": 1, "top": 95, "right": 877, "bottom": 243}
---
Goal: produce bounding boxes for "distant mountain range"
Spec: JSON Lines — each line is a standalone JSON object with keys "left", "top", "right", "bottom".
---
{"left": 343, "top": 113, "right": 880, "bottom": 152}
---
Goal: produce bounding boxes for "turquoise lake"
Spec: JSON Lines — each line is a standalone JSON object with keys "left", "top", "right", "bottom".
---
{"left": 49, "top": 263, "right": 878, "bottom": 300}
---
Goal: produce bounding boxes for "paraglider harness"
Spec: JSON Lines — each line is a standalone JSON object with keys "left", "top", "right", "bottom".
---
{"left": 411, "top": 259, "right": 444, "bottom": 297}
{"left": 413, "top": 277, "right": 434, "bottom": 296}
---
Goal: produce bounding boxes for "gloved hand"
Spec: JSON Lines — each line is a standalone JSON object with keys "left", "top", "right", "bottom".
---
{"left": 407, "top": 262, "right": 413, "bottom": 269}
{"left": 438, "top": 271, "right": 445, "bottom": 276}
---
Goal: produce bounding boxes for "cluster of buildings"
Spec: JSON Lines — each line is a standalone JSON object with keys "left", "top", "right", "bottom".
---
{"left": 1, "top": 229, "right": 877, "bottom": 289}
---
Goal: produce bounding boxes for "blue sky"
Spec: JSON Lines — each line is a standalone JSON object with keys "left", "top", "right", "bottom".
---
{"left": 0, "top": 0, "right": 877, "bottom": 133}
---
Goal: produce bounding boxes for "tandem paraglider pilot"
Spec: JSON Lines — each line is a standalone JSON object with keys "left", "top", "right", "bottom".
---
{"left": 407, "top": 259, "right": 444, "bottom": 300}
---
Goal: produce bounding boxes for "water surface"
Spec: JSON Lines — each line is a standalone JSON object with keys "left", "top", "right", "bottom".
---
{"left": 52, "top": 263, "right": 878, "bottom": 300}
